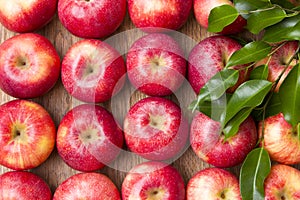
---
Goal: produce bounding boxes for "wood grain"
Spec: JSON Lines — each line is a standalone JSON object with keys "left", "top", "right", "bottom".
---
{"left": 1, "top": 9, "right": 296, "bottom": 195}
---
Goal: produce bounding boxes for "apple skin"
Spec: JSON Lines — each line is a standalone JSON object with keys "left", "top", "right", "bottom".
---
{"left": 190, "top": 112, "right": 257, "bottom": 168}
{"left": 0, "top": 33, "right": 61, "bottom": 99}
{"left": 128, "top": 0, "right": 192, "bottom": 32}
{"left": 0, "top": 171, "right": 52, "bottom": 200}
{"left": 53, "top": 172, "right": 121, "bottom": 200}
{"left": 0, "top": 99, "right": 56, "bottom": 170}
{"left": 188, "top": 35, "right": 247, "bottom": 94}
{"left": 61, "top": 39, "right": 126, "bottom": 103}
{"left": 122, "top": 161, "right": 185, "bottom": 200}
{"left": 187, "top": 168, "right": 242, "bottom": 200}
{"left": 124, "top": 97, "right": 189, "bottom": 161}
{"left": 264, "top": 164, "right": 300, "bottom": 200}
{"left": 0, "top": 0, "right": 57, "bottom": 33}
{"left": 193, "top": 0, "right": 246, "bottom": 34}
{"left": 255, "top": 41, "right": 298, "bottom": 92}
{"left": 259, "top": 113, "right": 300, "bottom": 165}
{"left": 56, "top": 104, "right": 124, "bottom": 172}
{"left": 58, "top": 0, "right": 126, "bottom": 38}
{"left": 127, "top": 33, "right": 186, "bottom": 96}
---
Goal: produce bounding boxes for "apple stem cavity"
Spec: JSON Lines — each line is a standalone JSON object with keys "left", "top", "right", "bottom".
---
{"left": 147, "top": 188, "right": 165, "bottom": 200}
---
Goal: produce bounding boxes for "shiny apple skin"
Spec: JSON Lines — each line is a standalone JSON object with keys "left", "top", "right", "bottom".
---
{"left": 187, "top": 168, "right": 242, "bottom": 200}
{"left": 0, "top": 171, "right": 52, "bottom": 200}
{"left": 61, "top": 39, "right": 126, "bottom": 103}
{"left": 122, "top": 161, "right": 185, "bottom": 200}
{"left": 53, "top": 172, "right": 121, "bottom": 200}
{"left": 188, "top": 35, "right": 247, "bottom": 94}
{"left": 128, "top": 0, "right": 192, "bottom": 32}
{"left": 124, "top": 97, "right": 189, "bottom": 161}
{"left": 190, "top": 112, "right": 257, "bottom": 168}
{"left": 126, "top": 33, "right": 186, "bottom": 96}
{"left": 0, "top": 0, "right": 57, "bottom": 32}
{"left": 194, "top": 0, "right": 246, "bottom": 34}
{"left": 259, "top": 113, "right": 300, "bottom": 165}
{"left": 58, "top": 0, "right": 126, "bottom": 38}
{"left": 264, "top": 164, "right": 300, "bottom": 200}
{"left": 0, "top": 33, "right": 60, "bottom": 98}
{"left": 56, "top": 104, "right": 124, "bottom": 172}
{"left": 0, "top": 99, "right": 56, "bottom": 170}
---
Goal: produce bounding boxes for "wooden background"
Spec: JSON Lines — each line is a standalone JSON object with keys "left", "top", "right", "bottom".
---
{"left": 0, "top": 7, "right": 271, "bottom": 194}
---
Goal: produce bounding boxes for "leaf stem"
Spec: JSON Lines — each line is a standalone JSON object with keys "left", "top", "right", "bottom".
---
{"left": 272, "top": 43, "right": 300, "bottom": 90}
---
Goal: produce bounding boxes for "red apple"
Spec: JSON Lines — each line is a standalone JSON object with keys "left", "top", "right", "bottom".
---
{"left": 122, "top": 161, "right": 185, "bottom": 200}
{"left": 56, "top": 104, "right": 123, "bottom": 172}
{"left": 58, "top": 0, "right": 126, "bottom": 38}
{"left": 128, "top": 0, "right": 192, "bottom": 32}
{"left": 188, "top": 35, "right": 247, "bottom": 94}
{"left": 124, "top": 97, "right": 188, "bottom": 161}
{"left": 0, "top": 171, "right": 52, "bottom": 200}
{"left": 193, "top": 0, "right": 246, "bottom": 34}
{"left": 187, "top": 168, "right": 242, "bottom": 200}
{"left": 126, "top": 33, "right": 186, "bottom": 96}
{"left": 190, "top": 112, "right": 257, "bottom": 168}
{"left": 259, "top": 113, "right": 300, "bottom": 165}
{"left": 0, "top": 99, "right": 56, "bottom": 170}
{"left": 0, "top": 0, "right": 57, "bottom": 33}
{"left": 255, "top": 41, "right": 298, "bottom": 92}
{"left": 264, "top": 164, "right": 300, "bottom": 199}
{"left": 0, "top": 33, "right": 60, "bottom": 99}
{"left": 61, "top": 39, "right": 126, "bottom": 103}
{"left": 53, "top": 172, "right": 121, "bottom": 200}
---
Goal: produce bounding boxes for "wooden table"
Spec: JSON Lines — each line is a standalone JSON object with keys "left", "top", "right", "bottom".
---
{"left": 0, "top": 10, "right": 263, "bottom": 194}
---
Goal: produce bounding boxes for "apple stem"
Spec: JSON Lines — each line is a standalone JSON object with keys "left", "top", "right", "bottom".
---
{"left": 272, "top": 43, "right": 300, "bottom": 90}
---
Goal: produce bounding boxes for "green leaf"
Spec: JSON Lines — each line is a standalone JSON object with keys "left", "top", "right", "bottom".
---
{"left": 250, "top": 65, "right": 269, "bottom": 80}
{"left": 226, "top": 41, "right": 272, "bottom": 68}
{"left": 208, "top": 5, "right": 239, "bottom": 33}
{"left": 252, "top": 93, "right": 282, "bottom": 121}
{"left": 246, "top": 7, "right": 287, "bottom": 34}
{"left": 279, "top": 63, "right": 300, "bottom": 127}
{"left": 234, "top": 0, "right": 272, "bottom": 18}
{"left": 223, "top": 107, "right": 253, "bottom": 139}
{"left": 271, "top": 0, "right": 295, "bottom": 9}
{"left": 240, "top": 148, "right": 271, "bottom": 200}
{"left": 222, "top": 80, "right": 272, "bottom": 125}
{"left": 285, "top": 20, "right": 300, "bottom": 40}
{"left": 189, "top": 69, "right": 239, "bottom": 112}
{"left": 263, "top": 15, "right": 300, "bottom": 42}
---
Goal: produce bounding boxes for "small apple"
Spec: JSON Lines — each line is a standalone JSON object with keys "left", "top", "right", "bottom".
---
{"left": 0, "top": 0, "right": 57, "bottom": 32}
{"left": 187, "top": 168, "right": 242, "bottom": 200}
{"left": 0, "top": 171, "right": 52, "bottom": 200}
{"left": 56, "top": 104, "right": 124, "bottom": 172}
{"left": 255, "top": 41, "right": 298, "bottom": 92}
{"left": 128, "top": 0, "right": 192, "bottom": 32}
{"left": 53, "top": 172, "right": 121, "bottom": 200}
{"left": 124, "top": 97, "right": 188, "bottom": 161}
{"left": 61, "top": 39, "right": 126, "bottom": 103}
{"left": 190, "top": 112, "right": 257, "bottom": 168}
{"left": 188, "top": 35, "right": 247, "bottom": 94}
{"left": 122, "top": 161, "right": 185, "bottom": 200}
{"left": 58, "top": 0, "right": 126, "bottom": 38}
{"left": 193, "top": 0, "right": 246, "bottom": 34}
{"left": 126, "top": 33, "right": 186, "bottom": 96}
{"left": 0, "top": 33, "right": 60, "bottom": 99}
{"left": 0, "top": 99, "right": 56, "bottom": 170}
{"left": 264, "top": 164, "right": 300, "bottom": 199}
{"left": 259, "top": 113, "right": 300, "bottom": 165}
